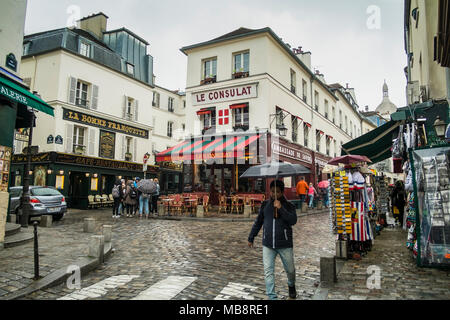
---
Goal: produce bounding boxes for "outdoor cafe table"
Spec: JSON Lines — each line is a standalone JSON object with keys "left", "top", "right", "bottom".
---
{"left": 161, "top": 198, "right": 171, "bottom": 214}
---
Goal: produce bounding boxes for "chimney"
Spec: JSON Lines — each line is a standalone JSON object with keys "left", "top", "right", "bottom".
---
{"left": 315, "top": 69, "right": 326, "bottom": 84}
{"left": 78, "top": 12, "right": 108, "bottom": 40}
{"left": 365, "top": 105, "right": 369, "bottom": 112}
{"left": 296, "top": 50, "right": 312, "bottom": 71}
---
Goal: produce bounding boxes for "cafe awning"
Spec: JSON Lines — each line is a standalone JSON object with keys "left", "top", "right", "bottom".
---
{"left": 156, "top": 134, "right": 260, "bottom": 162}
{"left": 0, "top": 76, "right": 54, "bottom": 116}
{"left": 341, "top": 120, "right": 401, "bottom": 164}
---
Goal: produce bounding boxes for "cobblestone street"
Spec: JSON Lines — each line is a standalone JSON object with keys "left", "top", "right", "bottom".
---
{"left": 1, "top": 208, "right": 449, "bottom": 300}
{"left": 21, "top": 209, "right": 335, "bottom": 300}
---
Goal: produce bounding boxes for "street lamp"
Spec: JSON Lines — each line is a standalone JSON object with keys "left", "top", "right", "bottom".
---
{"left": 269, "top": 113, "right": 288, "bottom": 137}
{"left": 433, "top": 115, "right": 446, "bottom": 139}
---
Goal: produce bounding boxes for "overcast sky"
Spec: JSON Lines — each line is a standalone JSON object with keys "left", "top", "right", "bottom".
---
{"left": 24, "top": 0, "right": 407, "bottom": 111}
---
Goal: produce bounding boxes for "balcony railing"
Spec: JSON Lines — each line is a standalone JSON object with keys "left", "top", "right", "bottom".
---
{"left": 73, "top": 145, "right": 86, "bottom": 155}
{"left": 233, "top": 124, "right": 249, "bottom": 131}
{"left": 290, "top": 85, "right": 296, "bottom": 94}
{"left": 125, "top": 152, "right": 132, "bottom": 161}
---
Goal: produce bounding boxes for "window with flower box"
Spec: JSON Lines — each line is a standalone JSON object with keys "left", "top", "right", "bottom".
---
{"left": 232, "top": 51, "right": 249, "bottom": 79}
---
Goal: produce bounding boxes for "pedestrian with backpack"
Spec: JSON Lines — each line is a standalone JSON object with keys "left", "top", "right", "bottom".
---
{"left": 247, "top": 180, "right": 298, "bottom": 300}
{"left": 134, "top": 177, "right": 141, "bottom": 216}
{"left": 124, "top": 180, "right": 138, "bottom": 217}
{"left": 112, "top": 179, "right": 123, "bottom": 218}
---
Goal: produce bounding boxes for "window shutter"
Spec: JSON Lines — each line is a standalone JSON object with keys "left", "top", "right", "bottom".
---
{"left": 88, "top": 128, "right": 96, "bottom": 156}
{"left": 121, "top": 135, "right": 126, "bottom": 160}
{"left": 91, "top": 85, "right": 99, "bottom": 110}
{"left": 133, "top": 138, "right": 137, "bottom": 162}
{"left": 122, "top": 95, "right": 127, "bottom": 119}
{"left": 65, "top": 123, "right": 74, "bottom": 153}
{"left": 134, "top": 100, "right": 139, "bottom": 121}
{"left": 68, "top": 77, "right": 77, "bottom": 104}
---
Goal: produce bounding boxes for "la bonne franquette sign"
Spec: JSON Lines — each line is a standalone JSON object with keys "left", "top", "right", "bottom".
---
{"left": 192, "top": 83, "right": 258, "bottom": 106}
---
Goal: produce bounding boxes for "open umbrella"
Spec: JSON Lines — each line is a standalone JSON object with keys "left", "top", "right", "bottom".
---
{"left": 318, "top": 180, "right": 329, "bottom": 188}
{"left": 240, "top": 162, "right": 310, "bottom": 179}
{"left": 327, "top": 154, "right": 372, "bottom": 165}
{"left": 137, "top": 179, "right": 157, "bottom": 194}
{"left": 240, "top": 162, "right": 310, "bottom": 218}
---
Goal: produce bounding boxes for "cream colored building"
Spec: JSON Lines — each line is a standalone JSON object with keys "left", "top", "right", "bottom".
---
{"left": 405, "top": 0, "right": 450, "bottom": 104}
{"left": 181, "top": 27, "right": 375, "bottom": 160}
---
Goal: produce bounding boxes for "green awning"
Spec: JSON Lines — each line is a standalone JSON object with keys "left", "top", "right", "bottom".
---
{"left": 0, "top": 76, "right": 54, "bottom": 116}
{"left": 341, "top": 120, "right": 401, "bottom": 164}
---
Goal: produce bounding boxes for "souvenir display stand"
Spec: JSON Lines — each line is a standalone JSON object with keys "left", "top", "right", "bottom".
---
{"left": 331, "top": 164, "right": 374, "bottom": 259}
{"left": 409, "top": 145, "right": 450, "bottom": 267}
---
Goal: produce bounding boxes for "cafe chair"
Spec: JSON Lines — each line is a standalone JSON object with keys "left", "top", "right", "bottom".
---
{"left": 102, "top": 194, "right": 112, "bottom": 207}
{"left": 202, "top": 195, "right": 210, "bottom": 216}
{"left": 230, "top": 195, "right": 241, "bottom": 214}
{"left": 185, "top": 195, "right": 198, "bottom": 216}
{"left": 218, "top": 195, "right": 228, "bottom": 214}
{"left": 94, "top": 195, "right": 103, "bottom": 208}
{"left": 170, "top": 194, "right": 183, "bottom": 216}
{"left": 88, "top": 195, "right": 97, "bottom": 209}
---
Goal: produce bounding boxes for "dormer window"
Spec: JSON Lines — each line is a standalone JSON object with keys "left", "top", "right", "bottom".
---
{"left": 80, "top": 41, "right": 91, "bottom": 58}
{"left": 126, "top": 63, "right": 134, "bottom": 75}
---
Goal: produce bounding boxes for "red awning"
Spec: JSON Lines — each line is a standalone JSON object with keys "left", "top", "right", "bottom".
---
{"left": 156, "top": 135, "right": 260, "bottom": 162}
{"left": 230, "top": 103, "right": 247, "bottom": 109}
{"left": 304, "top": 122, "right": 311, "bottom": 128}
{"left": 196, "top": 109, "right": 211, "bottom": 115}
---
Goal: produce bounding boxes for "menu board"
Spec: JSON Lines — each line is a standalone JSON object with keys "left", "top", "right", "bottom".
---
{"left": 0, "top": 145, "right": 12, "bottom": 192}
{"left": 99, "top": 130, "right": 115, "bottom": 159}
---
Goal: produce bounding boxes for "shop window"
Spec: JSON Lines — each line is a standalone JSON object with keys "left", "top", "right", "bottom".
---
{"left": 232, "top": 51, "right": 249, "bottom": 78}
{"left": 73, "top": 126, "right": 86, "bottom": 154}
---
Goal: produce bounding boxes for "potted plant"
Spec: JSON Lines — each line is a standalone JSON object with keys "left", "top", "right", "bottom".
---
{"left": 125, "top": 152, "right": 132, "bottom": 161}
{"left": 75, "top": 145, "right": 85, "bottom": 155}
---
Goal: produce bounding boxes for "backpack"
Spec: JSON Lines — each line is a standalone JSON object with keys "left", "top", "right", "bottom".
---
{"left": 112, "top": 185, "right": 120, "bottom": 198}
{"left": 130, "top": 187, "right": 137, "bottom": 199}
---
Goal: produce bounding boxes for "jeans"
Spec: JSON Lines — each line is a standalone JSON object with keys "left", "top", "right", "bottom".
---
{"left": 308, "top": 194, "right": 314, "bottom": 207}
{"left": 139, "top": 196, "right": 149, "bottom": 215}
{"left": 299, "top": 194, "right": 306, "bottom": 205}
{"left": 151, "top": 195, "right": 159, "bottom": 213}
{"left": 113, "top": 198, "right": 121, "bottom": 215}
{"left": 262, "top": 246, "right": 296, "bottom": 300}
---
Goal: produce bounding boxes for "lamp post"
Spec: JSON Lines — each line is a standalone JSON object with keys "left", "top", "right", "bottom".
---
{"left": 19, "top": 109, "right": 35, "bottom": 227}
{"left": 433, "top": 115, "right": 446, "bottom": 140}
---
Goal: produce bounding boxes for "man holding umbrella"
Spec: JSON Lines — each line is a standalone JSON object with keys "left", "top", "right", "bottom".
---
{"left": 247, "top": 180, "right": 298, "bottom": 300}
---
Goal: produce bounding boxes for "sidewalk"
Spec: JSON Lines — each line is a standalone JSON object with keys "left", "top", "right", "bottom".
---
{"left": 318, "top": 227, "right": 450, "bottom": 300}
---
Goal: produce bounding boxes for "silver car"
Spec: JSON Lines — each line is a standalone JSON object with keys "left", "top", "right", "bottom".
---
{"left": 9, "top": 186, "right": 67, "bottom": 222}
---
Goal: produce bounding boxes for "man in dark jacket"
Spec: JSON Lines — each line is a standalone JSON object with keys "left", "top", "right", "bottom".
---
{"left": 248, "top": 180, "right": 297, "bottom": 300}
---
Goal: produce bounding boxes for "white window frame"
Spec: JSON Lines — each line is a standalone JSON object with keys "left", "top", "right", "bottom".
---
{"left": 168, "top": 97, "right": 174, "bottom": 112}
{"left": 290, "top": 69, "right": 296, "bottom": 94}
{"left": 73, "top": 126, "right": 86, "bottom": 153}
{"left": 233, "top": 51, "right": 249, "bottom": 74}
{"left": 76, "top": 80, "right": 89, "bottom": 107}
{"left": 153, "top": 92, "right": 160, "bottom": 108}
{"left": 167, "top": 121, "right": 173, "bottom": 137}
{"left": 126, "top": 63, "right": 134, "bottom": 75}
{"left": 80, "top": 41, "right": 91, "bottom": 58}
{"left": 233, "top": 106, "right": 249, "bottom": 127}
{"left": 203, "top": 57, "right": 217, "bottom": 79}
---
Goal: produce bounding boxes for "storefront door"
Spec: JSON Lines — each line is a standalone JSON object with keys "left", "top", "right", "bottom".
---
{"left": 68, "top": 171, "right": 89, "bottom": 209}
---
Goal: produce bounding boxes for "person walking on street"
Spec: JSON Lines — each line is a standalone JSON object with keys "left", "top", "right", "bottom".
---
{"left": 151, "top": 178, "right": 160, "bottom": 216}
{"left": 391, "top": 180, "right": 406, "bottom": 227}
{"left": 247, "top": 180, "right": 297, "bottom": 300}
{"left": 296, "top": 177, "right": 309, "bottom": 206}
{"left": 134, "top": 177, "right": 141, "bottom": 216}
{"left": 139, "top": 179, "right": 150, "bottom": 219}
{"left": 308, "top": 183, "right": 317, "bottom": 208}
{"left": 112, "top": 179, "right": 123, "bottom": 218}
{"left": 124, "top": 180, "right": 138, "bottom": 217}
{"left": 117, "top": 179, "right": 126, "bottom": 217}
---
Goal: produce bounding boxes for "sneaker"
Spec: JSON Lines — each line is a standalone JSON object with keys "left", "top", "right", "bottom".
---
{"left": 288, "top": 286, "right": 297, "bottom": 299}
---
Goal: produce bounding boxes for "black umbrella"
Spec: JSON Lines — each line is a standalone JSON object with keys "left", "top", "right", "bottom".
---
{"left": 240, "top": 162, "right": 310, "bottom": 179}
{"left": 240, "top": 162, "right": 310, "bottom": 218}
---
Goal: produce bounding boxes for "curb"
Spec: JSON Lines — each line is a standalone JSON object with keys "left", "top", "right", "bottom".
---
{"left": 2, "top": 242, "right": 113, "bottom": 300}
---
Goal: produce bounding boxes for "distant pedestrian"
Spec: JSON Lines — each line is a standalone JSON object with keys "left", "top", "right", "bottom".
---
{"left": 308, "top": 183, "right": 317, "bottom": 208}
{"left": 151, "top": 178, "right": 160, "bottom": 216}
{"left": 134, "top": 177, "right": 141, "bottom": 215}
{"left": 296, "top": 177, "right": 309, "bottom": 206}
{"left": 247, "top": 180, "right": 297, "bottom": 300}
{"left": 118, "top": 179, "right": 126, "bottom": 216}
{"left": 124, "top": 180, "right": 138, "bottom": 217}
{"left": 112, "top": 179, "right": 123, "bottom": 218}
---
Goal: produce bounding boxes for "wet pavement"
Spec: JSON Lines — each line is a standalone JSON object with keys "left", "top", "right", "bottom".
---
{"left": 1, "top": 207, "right": 449, "bottom": 300}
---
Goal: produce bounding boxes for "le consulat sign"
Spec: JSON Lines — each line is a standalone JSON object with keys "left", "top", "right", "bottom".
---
{"left": 63, "top": 108, "right": 149, "bottom": 139}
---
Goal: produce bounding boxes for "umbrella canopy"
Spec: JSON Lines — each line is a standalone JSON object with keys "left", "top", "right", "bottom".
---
{"left": 318, "top": 180, "right": 330, "bottom": 188}
{"left": 137, "top": 179, "right": 157, "bottom": 194}
{"left": 327, "top": 154, "right": 372, "bottom": 166}
{"left": 240, "top": 162, "right": 310, "bottom": 179}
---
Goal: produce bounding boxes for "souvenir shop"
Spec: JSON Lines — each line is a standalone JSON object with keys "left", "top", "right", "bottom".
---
{"left": 339, "top": 100, "right": 449, "bottom": 267}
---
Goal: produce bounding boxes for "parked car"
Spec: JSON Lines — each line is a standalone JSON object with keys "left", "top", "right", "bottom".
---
{"left": 9, "top": 186, "right": 67, "bottom": 222}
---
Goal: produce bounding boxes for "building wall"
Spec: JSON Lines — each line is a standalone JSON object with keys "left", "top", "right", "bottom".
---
{"left": 183, "top": 29, "right": 369, "bottom": 161}
{"left": 0, "top": 0, "right": 27, "bottom": 77}
{"left": 408, "top": 0, "right": 449, "bottom": 101}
